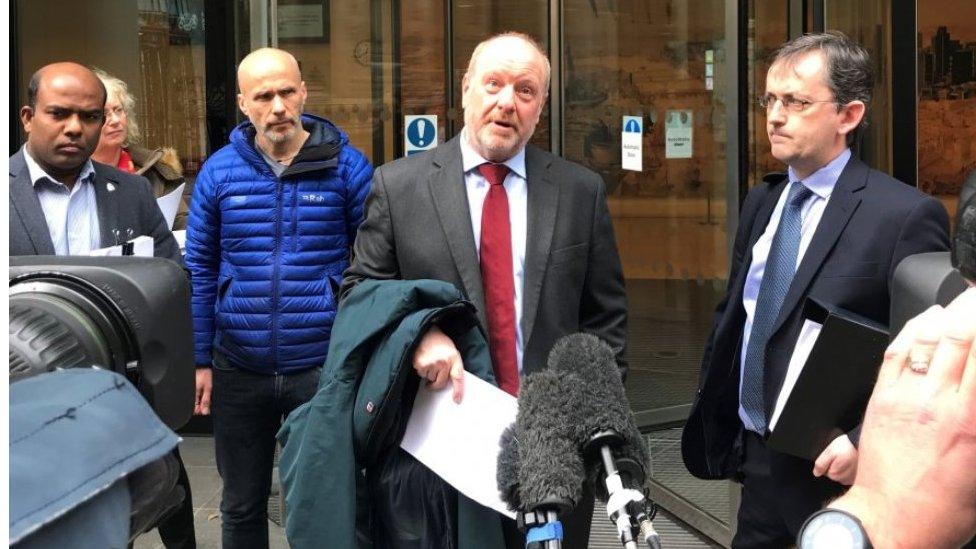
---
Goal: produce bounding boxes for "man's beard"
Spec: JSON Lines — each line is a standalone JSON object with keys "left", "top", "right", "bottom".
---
{"left": 260, "top": 103, "right": 304, "bottom": 144}
{"left": 262, "top": 118, "right": 298, "bottom": 144}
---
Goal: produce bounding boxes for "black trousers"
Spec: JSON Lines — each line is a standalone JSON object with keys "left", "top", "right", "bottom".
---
{"left": 732, "top": 431, "right": 844, "bottom": 549}
{"left": 157, "top": 448, "right": 196, "bottom": 549}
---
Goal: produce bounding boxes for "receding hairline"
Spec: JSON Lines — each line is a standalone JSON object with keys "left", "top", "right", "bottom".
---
{"left": 30, "top": 62, "right": 107, "bottom": 106}
{"left": 237, "top": 48, "right": 303, "bottom": 91}
{"left": 465, "top": 32, "right": 551, "bottom": 91}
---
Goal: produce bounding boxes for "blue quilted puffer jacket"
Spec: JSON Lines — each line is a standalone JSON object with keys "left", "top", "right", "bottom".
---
{"left": 186, "top": 114, "right": 373, "bottom": 374}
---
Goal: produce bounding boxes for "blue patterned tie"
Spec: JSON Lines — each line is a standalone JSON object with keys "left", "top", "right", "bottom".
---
{"left": 741, "top": 182, "right": 813, "bottom": 433}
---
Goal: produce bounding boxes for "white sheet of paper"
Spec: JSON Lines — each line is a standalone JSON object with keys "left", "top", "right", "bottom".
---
{"left": 89, "top": 244, "right": 123, "bottom": 256}
{"left": 130, "top": 235, "right": 154, "bottom": 257}
{"left": 770, "top": 319, "right": 823, "bottom": 431}
{"left": 156, "top": 182, "right": 186, "bottom": 230}
{"left": 172, "top": 230, "right": 187, "bottom": 252}
{"left": 400, "top": 374, "right": 518, "bottom": 519}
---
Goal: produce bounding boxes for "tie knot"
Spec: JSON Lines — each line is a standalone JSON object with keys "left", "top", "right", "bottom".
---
{"left": 787, "top": 182, "right": 813, "bottom": 207}
{"left": 478, "top": 163, "right": 510, "bottom": 186}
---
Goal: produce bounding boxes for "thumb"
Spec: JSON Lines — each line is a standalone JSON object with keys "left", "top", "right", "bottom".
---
{"left": 812, "top": 447, "right": 833, "bottom": 477}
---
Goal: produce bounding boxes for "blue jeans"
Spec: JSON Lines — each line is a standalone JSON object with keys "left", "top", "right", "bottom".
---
{"left": 211, "top": 356, "right": 321, "bottom": 549}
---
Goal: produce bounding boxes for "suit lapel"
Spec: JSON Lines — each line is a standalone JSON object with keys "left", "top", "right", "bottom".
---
{"left": 9, "top": 150, "right": 57, "bottom": 255}
{"left": 92, "top": 164, "right": 123, "bottom": 248}
{"left": 520, "top": 146, "right": 557, "bottom": 347}
{"left": 428, "top": 137, "right": 488, "bottom": 328}
{"left": 771, "top": 157, "right": 866, "bottom": 335}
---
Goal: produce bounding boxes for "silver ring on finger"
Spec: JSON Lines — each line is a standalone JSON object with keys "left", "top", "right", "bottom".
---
{"left": 908, "top": 359, "right": 930, "bottom": 374}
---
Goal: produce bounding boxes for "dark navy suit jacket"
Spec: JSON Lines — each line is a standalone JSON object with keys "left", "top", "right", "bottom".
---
{"left": 682, "top": 155, "right": 950, "bottom": 481}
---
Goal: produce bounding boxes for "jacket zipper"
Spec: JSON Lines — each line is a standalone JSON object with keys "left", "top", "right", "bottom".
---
{"left": 291, "top": 185, "right": 299, "bottom": 254}
{"left": 272, "top": 176, "right": 284, "bottom": 372}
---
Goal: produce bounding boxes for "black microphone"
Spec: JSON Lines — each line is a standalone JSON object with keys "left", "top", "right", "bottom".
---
{"left": 499, "top": 368, "right": 586, "bottom": 548}
{"left": 547, "top": 333, "right": 661, "bottom": 549}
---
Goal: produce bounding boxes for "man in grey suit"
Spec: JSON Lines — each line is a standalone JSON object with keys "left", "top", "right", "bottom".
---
{"left": 9, "top": 62, "right": 190, "bottom": 548}
{"left": 342, "top": 32, "right": 627, "bottom": 548}
{"left": 10, "top": 62, "right": 180, "bottom": 262}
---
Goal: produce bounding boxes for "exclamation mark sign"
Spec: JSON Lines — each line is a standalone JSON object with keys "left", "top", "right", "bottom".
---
{"left": 416, "top": 119, "right": 428, "bottom": 146}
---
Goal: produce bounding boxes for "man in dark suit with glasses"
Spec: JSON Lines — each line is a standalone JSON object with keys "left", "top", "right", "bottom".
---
{"left": 682, "top": 32, "right": 950, "bottom": 548}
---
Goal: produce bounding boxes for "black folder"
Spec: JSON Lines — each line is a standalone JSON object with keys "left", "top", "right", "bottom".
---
{"left": 766, "top": 298, "right": 889, "bottom": 461}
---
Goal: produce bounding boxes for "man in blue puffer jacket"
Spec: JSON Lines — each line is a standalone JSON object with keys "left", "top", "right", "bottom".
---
{"left": 184, "top": 47, "right": 372, "bottom": 549}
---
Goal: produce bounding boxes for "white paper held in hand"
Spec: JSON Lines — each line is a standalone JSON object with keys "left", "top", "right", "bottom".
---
{"left": 156, "top": 182, "right": 186, "bottom": 230}
{"left": 400, "top": 373, "right": 518, "bottom": 518}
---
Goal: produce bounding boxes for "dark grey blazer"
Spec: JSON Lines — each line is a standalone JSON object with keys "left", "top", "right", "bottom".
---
{"left": 341, "top": 135, "right": 628, "bottom": 377}
{"left": 9, "top": 149, "right": 181, "bottom": 263}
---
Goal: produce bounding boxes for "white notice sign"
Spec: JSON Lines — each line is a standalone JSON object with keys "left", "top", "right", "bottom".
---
{"left": 621, "top": 116, "right": 643, "bottom": 171}
{"left": 665, "top": 110, "right": 694, "bottom": 159}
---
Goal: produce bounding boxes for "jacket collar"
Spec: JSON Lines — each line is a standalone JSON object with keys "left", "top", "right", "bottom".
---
{"left": 230, "top": 113, "right": 347, "bottom": 177}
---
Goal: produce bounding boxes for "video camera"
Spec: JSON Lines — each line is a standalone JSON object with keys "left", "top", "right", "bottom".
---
{"left": 9, "top": 255, "right": 194, "bottom": 428}
{"left": 891, "top": 189, "right": 975, "bottom": 333}
{"left": 9, "top": 256, "right": 195, "bottom": 547}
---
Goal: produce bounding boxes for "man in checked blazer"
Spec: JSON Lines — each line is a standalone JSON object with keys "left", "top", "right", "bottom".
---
{"left": 10, "top": 62, "right": 179, "bottom": 263}
{"left": 342, "top": 32, "right": 627, "bottom": 549}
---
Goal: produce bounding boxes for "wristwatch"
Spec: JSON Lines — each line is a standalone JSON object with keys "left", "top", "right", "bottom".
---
{"left": 798, "top": 508, "right": 872, "bottom": 549}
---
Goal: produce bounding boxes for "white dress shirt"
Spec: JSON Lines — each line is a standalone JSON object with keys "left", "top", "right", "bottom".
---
{"left": 738, "top": 148, "right": 851, "bottom": 432}
{"left": 23, "top": 147, "right": 100, "bottom": 255}
{"left": 459, "top": 129, "right": 529, "bottom": 372}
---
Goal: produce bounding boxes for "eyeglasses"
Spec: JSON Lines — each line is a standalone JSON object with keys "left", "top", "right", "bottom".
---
{"left": 104, "top": 106, "right": 126, "bottom": 120}
{"left": 757, "top": 93, "right": 839, "bottom": 113}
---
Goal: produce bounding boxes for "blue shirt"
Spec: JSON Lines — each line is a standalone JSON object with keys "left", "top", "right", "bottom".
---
{"left": 23, "top": 146, "right": 100, "bottom": 255}
{"left": 459, "top": 129, "right": 529, "bottom": 372}
{"left": 738, "top": 148, "right": 851, "bottom": 433}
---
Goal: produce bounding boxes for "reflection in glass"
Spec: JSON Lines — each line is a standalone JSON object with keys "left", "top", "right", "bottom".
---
{"left": 916, "top": 0, "right": 976, "bottom": 221}
{"left": 563, "top": 0, "right": 729, "bottom": 421}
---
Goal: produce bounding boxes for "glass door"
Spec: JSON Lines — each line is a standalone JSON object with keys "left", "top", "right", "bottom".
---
{"left": 561, "top": 1, "right": 737, "bottom": 544}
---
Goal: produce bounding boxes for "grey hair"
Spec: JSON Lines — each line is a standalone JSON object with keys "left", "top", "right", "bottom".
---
{"left": 91, "top": 68, "right": 141, "bottom": 146}
{"left": 771, "top": 31, "right": 874, "bottom": 144}
{"left": 465, "top": 32, "right": 551, "bottom": 95}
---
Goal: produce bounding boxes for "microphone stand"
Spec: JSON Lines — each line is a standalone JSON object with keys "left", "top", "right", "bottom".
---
{"left": 517, "top": 498, "right": 571, "bottom": 549}
{"left": 585, "top": 431, "right": 662, "bottom": 549}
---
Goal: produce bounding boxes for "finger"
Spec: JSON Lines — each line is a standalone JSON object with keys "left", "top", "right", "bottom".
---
{"left": 960, "top": 326, "right": 976, "bottom": 409}
{"left": 878, "top": 305, "right": 942, "bottom": 384}
{"left": 907, "top": 309, "right": 947, "bottom": 365}
{"left": 879, "top": 312, "right": 930, "bottom": 386}
{"left": 430, "top": 364, "right": 450, "bottom": 389}
{"left": 812, "top": 449, "right": 833, "bottom": 477}
{"left": 200, "top": 386, "right": 212, "bottom": 416}
{"left": 450, "top": 360, "right": 465, "bottom": 403}
{"left": 923, "top": 306, "right": 976, "bottom": 394}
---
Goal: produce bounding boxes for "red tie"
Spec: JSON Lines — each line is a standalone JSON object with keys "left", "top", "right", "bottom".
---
{"left": 478, "top": 163, "right": 519, "bottom": 396}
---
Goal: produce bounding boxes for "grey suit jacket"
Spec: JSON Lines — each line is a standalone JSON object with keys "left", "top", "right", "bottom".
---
{"left": 341, "top": 135, "right": 628, "bottom": 376}
{"left": 9, "top": 149, "right": 181, "bottom": 264}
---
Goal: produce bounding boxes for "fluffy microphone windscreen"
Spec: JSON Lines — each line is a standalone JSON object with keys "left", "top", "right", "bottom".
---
{"left": 496, "top": 423, "right": 521, "bottom": 511}
{"left": 515, "top": 368, "right": 585, "bottom": 512}
{"left": 547, "top": 333, "right": 649, "bottom": 489}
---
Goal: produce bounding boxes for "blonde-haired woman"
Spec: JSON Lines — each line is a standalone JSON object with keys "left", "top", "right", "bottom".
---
{"left": 91, "top": 69, "right": 192, "bottom": 230}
